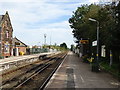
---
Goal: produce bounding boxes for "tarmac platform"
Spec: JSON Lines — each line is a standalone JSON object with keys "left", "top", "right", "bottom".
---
{"left": 0, "top": 52, "right": 60, "bottom": 72}
{"left": 45, "top": 52, "right": 120, "bottom": 89}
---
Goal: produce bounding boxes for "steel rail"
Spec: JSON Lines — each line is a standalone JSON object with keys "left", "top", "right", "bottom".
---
{"left": 1, "top": 53, "right": 61, "bottom": 88}
{"left": 1, "top": 52, "right": 67, "bottom": 89}
{"left": 14, "top": 53, "right": 65, "bottom": 89}
{"left": 15, "top": 63, "right": 51, "bottom": 89}
{"left": 39, "top": 53, "right": 67, "bottom": 90}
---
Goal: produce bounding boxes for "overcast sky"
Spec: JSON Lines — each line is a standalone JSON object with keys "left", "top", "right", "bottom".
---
{"left": 0, "top": 0, "right": 99, "bottom": 48}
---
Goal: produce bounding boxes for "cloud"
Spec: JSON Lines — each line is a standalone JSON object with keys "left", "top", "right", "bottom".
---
{"left": 0, "top": 0, "right": 85, "bottom": 3}
{"left": 13, "top": 20, "right": 73, "bottom": 47}
{"left": 0, "top": 0, "right": 90, "bottom": 48}
{"left": 88, "top": 0, "right": 99, "bottom": 3}
{"left": 0, "top": 2, "right": 77, "bottom": 27}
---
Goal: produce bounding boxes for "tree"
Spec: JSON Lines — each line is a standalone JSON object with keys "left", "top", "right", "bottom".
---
{"left": 70, "top": 44, "right": 75, "bottom": 51}
{"left": 69, "top": 3, "right": 120, "bottom": 63}
{"left": 115, "top": 1, "right": 120, "bottom": 46}
{"left": 60, "top": 43, "right": 67, "bottom": 49}
{"left": 69, "top": 4, "right": 100, "bottom": 41}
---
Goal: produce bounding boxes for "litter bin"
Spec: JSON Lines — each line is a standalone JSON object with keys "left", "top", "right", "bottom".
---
{"left": 91, "top": 63, "right": 100, "bottom": 72}
{"left": 91, "top": 56, "right": 100, "bottom": 72}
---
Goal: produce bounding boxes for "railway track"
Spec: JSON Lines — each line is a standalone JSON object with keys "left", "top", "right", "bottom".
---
{"left": 15, "top": 53, "right": 67, "bottom": 89}
{"left": 1, "top": 53, "right": 60, "bottom": 82}
{"left": 15, "top": 63, "right": 51, "bottom": 89}
{"left": 1, "top": 52, "right": 67, "bottom": 89}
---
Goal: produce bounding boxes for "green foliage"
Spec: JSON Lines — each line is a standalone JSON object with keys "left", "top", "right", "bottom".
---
{"left": 43, "top": 45, "right": 66, "bottom": 51}
{"left": 100, "top": 61, "right": 120, "bottom": 79}
{"left": 70, "top": 44, "right": 75, "bottom": 51}
{"left": 69, "top": 3, "right": 119, "bottom": 46}
{"left": 0, "top": 56, "right": 4, "bottom": 59}
{"left": 81, "top": 55, "right": 89, "bottom": 63}
{"left": 60, "top": 42, "right": 67, "bottom": 49}
{"left": 69, "top": 2, "right": 120, "bottom": 63}
{"left": 114, "top": 1, "right": 120, "bottom": 47}
{"left": 69, "top": 4, "right": 100, "bottom": 41}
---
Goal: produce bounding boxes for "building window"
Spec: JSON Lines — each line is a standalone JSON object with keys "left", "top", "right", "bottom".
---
{"left": 0, "top": 43, "right": 1, "bottom": 53}
{"left": 6, "top": 30, "right": 9, "bottom": 38}
{"left": 5, "top": 21, "right": 7, "bottom": 26}
{"left": 4, "top": 42, "right": 9, "bottom": 53}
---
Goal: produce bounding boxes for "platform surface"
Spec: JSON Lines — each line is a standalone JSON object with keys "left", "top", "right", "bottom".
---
{"left": 0, "top": 52, "right": 56, "bottom": 65}
{"left": 46, "top": 52, "right": 120, "bottom": 89}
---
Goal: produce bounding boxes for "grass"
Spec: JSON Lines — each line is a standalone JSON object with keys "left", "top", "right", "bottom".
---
{"left": 81, "top": 55, "right": 120, "bottom": 79}
{"left": 100, "top": 61, "right": 120, "bottom": 79}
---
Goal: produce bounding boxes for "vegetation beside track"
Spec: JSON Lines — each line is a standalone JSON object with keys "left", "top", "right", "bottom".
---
{"left": 100, "top": 61, "right": 120, "bottom": 80}
{"left": 81, "top": 55, "right": 120, "bottom": 80}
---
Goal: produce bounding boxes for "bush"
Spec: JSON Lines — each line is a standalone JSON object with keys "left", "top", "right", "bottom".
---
{"left": 91, "top": 63, "right": 100, "bottom": 72}
{"left": 100, "top": 61, "right": 120, "bottom": 79}
{"left": 81, "top": 55, "right": 89, "bottom": 63}
{"left": 0, "top": 56, "right": 4, "bottom": 59}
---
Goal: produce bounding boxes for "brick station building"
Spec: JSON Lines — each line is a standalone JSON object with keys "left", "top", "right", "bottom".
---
{"left": 12, "top": 37, "right": 28, "bottom": 56}
{"left": 0, "top": 11, "right": 13, "bottom": 58}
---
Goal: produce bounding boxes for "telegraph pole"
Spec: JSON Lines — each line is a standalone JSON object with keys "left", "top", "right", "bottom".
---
{"left": 44, "top": 34, "right": 46, "bottom": 45}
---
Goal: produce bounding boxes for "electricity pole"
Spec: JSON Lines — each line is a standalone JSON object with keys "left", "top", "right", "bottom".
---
{"left": 44, "top": 34, "right": 46, "bottom": 45}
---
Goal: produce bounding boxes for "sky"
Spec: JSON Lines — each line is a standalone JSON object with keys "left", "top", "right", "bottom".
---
{"left": 0, "top": 0, "right": 99, "bottom": 48}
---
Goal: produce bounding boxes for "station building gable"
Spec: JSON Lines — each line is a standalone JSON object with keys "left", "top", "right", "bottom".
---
{"left": 0, "top": 11, "right": 13, "bottom": 58}
{"left": 12, "top": 37, "right": 28, "bottom": 56}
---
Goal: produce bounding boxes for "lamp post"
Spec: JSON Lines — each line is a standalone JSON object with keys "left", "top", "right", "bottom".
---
{"left": 89, "top": 18, "right": 99, "bottom": 71}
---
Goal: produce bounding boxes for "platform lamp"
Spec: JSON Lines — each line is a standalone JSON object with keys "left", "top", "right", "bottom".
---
{"left": 89, "top": 18, "right": 100, "bottom": 71}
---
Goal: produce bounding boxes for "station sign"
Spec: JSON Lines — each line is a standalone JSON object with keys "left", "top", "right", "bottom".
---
{"left": 80, "top": 40, "right": 89, "bottom": 44}
{"left": 92, "top": 40, "right": 97, "bottom": 46}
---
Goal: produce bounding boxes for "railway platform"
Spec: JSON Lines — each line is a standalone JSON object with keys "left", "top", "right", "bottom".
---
{"left": 0, "top": 52, "right": 60, "bottom": 72}
{"left": 45, "top": 51, "right": 120, "bottom": 89}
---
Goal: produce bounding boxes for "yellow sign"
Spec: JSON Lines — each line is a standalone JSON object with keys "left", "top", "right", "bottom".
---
{"left": 110, "top": 54, "right": 112, "bottom": 56}
{"left": 80, "top": 40, "right": 89, "bottom": 44}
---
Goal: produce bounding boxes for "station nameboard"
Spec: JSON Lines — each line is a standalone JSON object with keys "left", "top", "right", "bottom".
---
{"left": 92, "top": 40, "right": 97, "bottom": 46}
{"left": 80, "top": 40, "right": 89, "bottom": 44}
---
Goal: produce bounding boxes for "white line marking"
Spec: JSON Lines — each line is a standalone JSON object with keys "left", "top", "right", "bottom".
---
{"left": 80, "top": 75, "right": 85, "bottom": 83}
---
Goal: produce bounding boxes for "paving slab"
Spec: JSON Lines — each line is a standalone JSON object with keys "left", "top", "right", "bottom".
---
{"left": 45, "top": 52, "right": 120, "bottom": 89}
